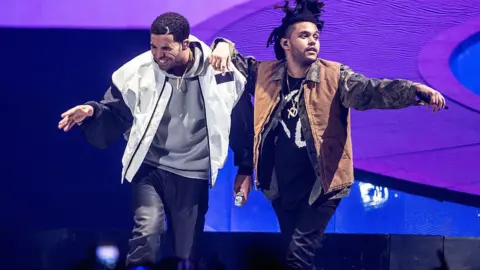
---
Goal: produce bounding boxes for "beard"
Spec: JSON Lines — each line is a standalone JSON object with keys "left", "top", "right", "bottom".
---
{"left": 291, "top": 47, "right": 317, "bottom": 66}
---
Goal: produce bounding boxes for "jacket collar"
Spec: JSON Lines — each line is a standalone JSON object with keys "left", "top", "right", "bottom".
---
{"left": 272, "top": 59, "right": 321, "bottom": 83}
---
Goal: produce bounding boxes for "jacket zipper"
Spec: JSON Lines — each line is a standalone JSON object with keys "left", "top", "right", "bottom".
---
{"left": 124, "top": 79, "right": 167, "bottom": 179}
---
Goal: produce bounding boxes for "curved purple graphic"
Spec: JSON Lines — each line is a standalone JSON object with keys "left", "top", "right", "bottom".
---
{"left": 418, "top": 17, "right": 480, "bottom": 112}
{"left": 451, "top": 32, "right": 480, "bottom": 96}
{"left": 199, "top": 0, "right": 480, "bottom": 197}
{"left": 0, "top": 0, "right": 248, "bottom": 29}
{"left": 4, "top": 0, "right": 479, "bottom": 236}
{"left": 196, "top": 0, "right": 480, "bottom": 233}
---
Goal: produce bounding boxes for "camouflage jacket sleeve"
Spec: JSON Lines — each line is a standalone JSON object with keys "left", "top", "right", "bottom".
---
{"left": 211, "top": 37, "right": 261, "bottom": 96}
{"left": 338, "top": 65, "right": 419, "bottom": 110}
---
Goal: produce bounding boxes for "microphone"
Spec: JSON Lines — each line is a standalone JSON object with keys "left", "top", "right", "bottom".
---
{"left": 416, "top": 91, "right": 449, "bottom": 110}
{"left": 235, "top": 192, "right": 244, "bottom": 207}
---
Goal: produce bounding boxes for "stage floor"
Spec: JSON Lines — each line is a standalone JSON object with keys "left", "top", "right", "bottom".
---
{"left": 1, "top": 230, "right": 479, "bottom": 270}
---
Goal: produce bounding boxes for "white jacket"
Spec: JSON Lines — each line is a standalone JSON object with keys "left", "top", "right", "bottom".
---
{"left": 81, "top": 35, "right": 247, "bottom": 187}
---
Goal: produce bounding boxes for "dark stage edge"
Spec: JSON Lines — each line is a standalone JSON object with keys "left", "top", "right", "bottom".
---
{"left": 1, "top": 230, "right": 479, "bottom": 270}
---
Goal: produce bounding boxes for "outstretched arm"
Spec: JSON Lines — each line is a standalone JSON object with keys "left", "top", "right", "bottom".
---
{"left": 79, "top": 83, "right": 133, "bottom": 149}
{"left": 210, "top": 37, "right": 261, "bottom": 96}
{"left": 339, "top": 65, "right": 446, "bottom": 111}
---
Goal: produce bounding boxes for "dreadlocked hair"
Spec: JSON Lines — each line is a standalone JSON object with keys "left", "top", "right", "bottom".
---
{"left": 267, "top": 0, "right": 325, "bottom": 60}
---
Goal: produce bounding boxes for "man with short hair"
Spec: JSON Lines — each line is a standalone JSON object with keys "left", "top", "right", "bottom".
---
{"left": 58, "top": 12, "right": 253, "bottom": 268}
{"left": 210, "top": 1, "right": 447, "bottom": 269}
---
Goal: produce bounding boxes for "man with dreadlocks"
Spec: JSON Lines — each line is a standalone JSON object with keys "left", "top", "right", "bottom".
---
{"left": 209, "top": 0, "right": 446, "bottom": 269}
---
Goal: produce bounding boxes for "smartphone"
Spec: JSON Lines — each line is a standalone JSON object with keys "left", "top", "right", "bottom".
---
{"left": 95, "top": 244, "right": 119, "bottom": 269}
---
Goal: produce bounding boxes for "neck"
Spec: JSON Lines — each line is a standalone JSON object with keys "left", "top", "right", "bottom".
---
{"left": 286, "top": 58, "right": 309, "bottom": 78}
{"left": 170, "top": 48, "right": 193, "bottom": 76}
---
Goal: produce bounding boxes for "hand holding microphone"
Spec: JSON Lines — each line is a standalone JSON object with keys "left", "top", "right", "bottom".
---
{"left": 233, "top": 174, "right": 252, "bottom": 207}
{"left": 235, "top": 192, "right": 245, "bottom": 207}
{"left": 414, "top": 84, "right": 448, "bottom": 111}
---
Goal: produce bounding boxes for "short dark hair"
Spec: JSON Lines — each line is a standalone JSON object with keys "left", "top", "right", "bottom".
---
{"left": 150, "top": 12, "right": 190, "bottom": 42}
{"left": 273, "top": 24, "right": 297, "bottom": 61}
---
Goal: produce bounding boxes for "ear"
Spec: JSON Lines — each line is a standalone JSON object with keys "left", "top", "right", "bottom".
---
{"left": 181, "top": 39, "right": 190, "bottom": 50}
{"left": 280, "top": 38, "right": 289, "bottom": 50}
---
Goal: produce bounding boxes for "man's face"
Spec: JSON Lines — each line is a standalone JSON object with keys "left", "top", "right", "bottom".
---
{"left": 285, "top": 22, "right": 320, "bottom": 65}
{"left": 150, "top": 34, "right": 184, "bottom": 71}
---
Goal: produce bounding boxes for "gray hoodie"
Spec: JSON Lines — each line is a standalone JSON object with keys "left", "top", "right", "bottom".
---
{"left": 144, "top": 41, "right": 210, "bottom": 180}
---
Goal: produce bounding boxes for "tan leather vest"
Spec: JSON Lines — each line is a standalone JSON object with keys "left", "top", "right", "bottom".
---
{"left": 253, "top": 59, "right": 354, "bottom": 194}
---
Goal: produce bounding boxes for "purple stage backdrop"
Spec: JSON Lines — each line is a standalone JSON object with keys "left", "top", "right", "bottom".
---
{"left": 2, "top": 0, "right": 479, "bottom": 235}
{"left": 0, "top": 0, "right": 249, "bottom": 29}
{"left": 196, "top": 0, "right": 480, "bottom": 197}
{"left": 3, "top": 0, "right": 479, "bottom": 194}
{"left": 194, "top": 0, "right": 480, "bottom": 233}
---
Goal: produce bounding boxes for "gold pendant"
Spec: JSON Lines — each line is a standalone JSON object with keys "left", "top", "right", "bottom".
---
{"left": 287, "top": 107, "right": 298, "bottom": 119}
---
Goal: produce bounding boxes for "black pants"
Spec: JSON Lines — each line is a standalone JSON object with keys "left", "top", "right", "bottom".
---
{"left": 125, "top": 164, "right": 209, "bottom": 268}
{"left": 272, "top": 196, "right": 341, "bottom": 270}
